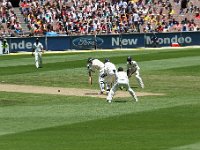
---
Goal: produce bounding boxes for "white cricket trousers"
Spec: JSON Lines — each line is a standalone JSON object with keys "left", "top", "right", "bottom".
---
{"left": 107, "top": 81, "right": 138, "bottom": 102}
{"left": 99, "top": 69, "right": 106, "bottom": 92}
{"left": 135, "top": 70, "right": 144, "bottom": 88}
{"left": 34, "top": 52, "right": 42, "bottom": 68}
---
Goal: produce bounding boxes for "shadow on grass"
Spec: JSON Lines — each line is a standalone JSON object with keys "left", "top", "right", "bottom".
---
{"left": 0, "top": 99, "right": 25, "bottom": 106}
{"left": 131, "top": 86, "right": 139, "bottom": 89}
{"left": 85, "top": 92, "right": 99, "bottom": 96}
{"left": 113, "top": 99, "right": 128, "bottom": 103}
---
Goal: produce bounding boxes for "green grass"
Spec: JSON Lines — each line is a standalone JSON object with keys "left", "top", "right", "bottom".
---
{"left": 0, "top": 48, "right": 200, "bottom": 150}
{"left": 1, "top": 104, "right": 200, "bottom": 150}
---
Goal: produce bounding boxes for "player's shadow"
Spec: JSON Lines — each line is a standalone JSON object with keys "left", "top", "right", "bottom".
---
{"left": 113, "top": 99, "right": 128, "bottom": 103}
{"left": 85, "top": 92, "right": 99, "bottom": 96}
{"left": 85, "top": 92, "right": 107, "bottom": 96}
{"left": 131, "top": 86, "right": 138, "bottom": 89}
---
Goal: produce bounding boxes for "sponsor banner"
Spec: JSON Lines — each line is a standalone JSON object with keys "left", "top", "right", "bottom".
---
{"left": 177, "top": 32, "right": 199, "bottom": 46}
{"left": 70, "top": 35, "right": 104, "bottom": 50}
{"left": 94, "top": 34, "right": 144, "bottom": 49}
{"left": 5, "top": 32, "right": 200, "bottom": 52}
{"left": 97, "top": 34, "right": 120, "bottom": 49}
{"left": 144, "top": 32, "right": 194, "bottom": 47}
{"left": 71, "top": 32, "right": 198, "bottom": 49}
{"left": 47, "top": 36, "right": 70, "bottom": 51}
{"left": 9, "top": 37, "right": 46, "bottom": 52}
{"left": 118, "top": 34, "right": 144, "bottom": 48}
{"left": 71, "top": 34, "right": 144, "bottom": 49}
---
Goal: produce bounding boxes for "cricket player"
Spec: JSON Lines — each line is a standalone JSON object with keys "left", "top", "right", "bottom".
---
{"left": 107, "top": 67, "right": 138, "bottom": 103}
{"left": 1, "top": 39, "right": 9, "bottom": 54}
{"left": 101, "top": 58, "right": 117, "bottom": 93}
{"left": 127, "top": 56, "right": 144, "bottom": 88}
{"left": 32, "top": 38, "right": 44, "bottom": 68}
{"left": 87, "top": 58, "right": 107, "bottom": 94}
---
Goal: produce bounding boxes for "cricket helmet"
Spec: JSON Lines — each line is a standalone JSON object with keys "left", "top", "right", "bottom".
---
{"left": 104, "top": 58, "right": 110, "bottom": 63}
{"left": 127, "top": 56, "right": 132, "bottom": 62}
{"left": 87, "top": 57, "right": 94, "bottom": 63}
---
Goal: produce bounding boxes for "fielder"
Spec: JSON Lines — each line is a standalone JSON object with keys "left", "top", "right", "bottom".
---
{"left": 1, "top": 39, "right": 9, "bottom": 54}
{"left": 101, "top": 58, "right": 117, "bottom": 93}
{"left": 32, "top": 38, "right": 44, "bottom": 68}
{"left": 107, "top": 67, "right": 138, "bottom": 103}
{"left": 127, "top": 56, "right": 144, "bottom": 88}
{"left": 87, "top": 58, "right": 108, "bottom": 94}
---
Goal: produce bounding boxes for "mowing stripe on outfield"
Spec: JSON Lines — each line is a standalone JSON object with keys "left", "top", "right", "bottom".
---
{"left": 0, "top": 104, "right": 200, "bottom": 150}
{"left": 169, "top": 142, "right": 200, "bottom": 150}
{"left": 141, "top": 56, "right": 200, "bottom": 71}
{"left": 1, "top": 48, "right": 200, "bottom": 68}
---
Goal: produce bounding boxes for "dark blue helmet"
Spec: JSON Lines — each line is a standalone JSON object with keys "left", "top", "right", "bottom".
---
{"left": 104, "top": 58, "right": 110, "bottom": 63}
{"left": 127, "top": 56, "right": 132, "bottom": 62}
{"left": 87, "top": 57, "right": 94, "bottom": 63}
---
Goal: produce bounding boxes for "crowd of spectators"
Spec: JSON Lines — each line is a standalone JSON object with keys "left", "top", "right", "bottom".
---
{"left": 1, "top": 0, "right": 200, "bottom": 37}
{"left": 0, "top": 0, "right": 23, "bottom": 37}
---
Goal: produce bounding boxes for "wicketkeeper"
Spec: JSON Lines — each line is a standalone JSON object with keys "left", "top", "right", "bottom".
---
{"left": 127, "top": 56, "right": 144, "bottom": 88}
{"left": 107, "top": 67, "right": 138, "bottom": 103}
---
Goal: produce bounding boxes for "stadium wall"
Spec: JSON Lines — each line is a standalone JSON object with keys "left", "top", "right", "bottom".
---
{"left": 1, "top": 31, "right": 200, "bottom": 53}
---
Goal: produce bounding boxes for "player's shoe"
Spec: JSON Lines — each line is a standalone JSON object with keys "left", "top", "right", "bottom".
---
{"left": 107, "top": 100, "right": 112, "bottom": 103}
{"left": 98, "top": 91, "right": 104, "bottom": 95}
{"left": 106, "top": 96, "right": 112, "bottom": 103}
{"left": 98, "top": 89, "right": 106, "bottom": 95}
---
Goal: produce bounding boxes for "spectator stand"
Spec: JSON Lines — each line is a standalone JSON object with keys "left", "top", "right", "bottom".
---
{"left": 1, "top": 0, "right": 199, "bottom": 38}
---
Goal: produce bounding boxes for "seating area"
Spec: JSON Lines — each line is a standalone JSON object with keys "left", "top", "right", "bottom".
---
{"left": 1, "top": 0, "right": 200, "bottom": 37}
{"left": 0, "top": 0, "right": 24, "bottom": 37}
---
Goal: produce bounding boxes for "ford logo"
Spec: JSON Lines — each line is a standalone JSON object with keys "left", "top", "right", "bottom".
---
{"left": 72, "top": 37, "right": 104, "bottom": 48}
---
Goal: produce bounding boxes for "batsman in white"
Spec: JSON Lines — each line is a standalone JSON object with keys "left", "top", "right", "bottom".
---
{"left": 101, "top": 58, "right": 117, "bottom": 93}
{"left": 107, "top": 67, "right": 138, "bottom": 103}
{"left": 32, "top": 38, "right": 44, "bottom": 68}
{"left": 87, "top": 58, "right": 108, "bottom": 94}
{"left": 127, "top": 56, "right": 144, "bottom": 88}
